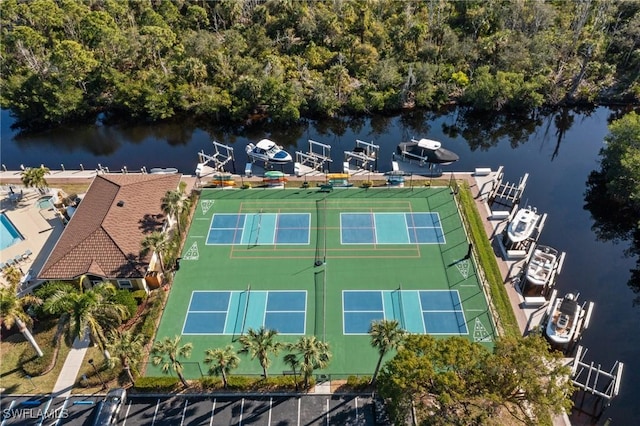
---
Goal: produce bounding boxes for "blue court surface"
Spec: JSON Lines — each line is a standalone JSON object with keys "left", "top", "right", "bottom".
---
{"left": 183, "top": 290, "right": 307, "bottom": 335}
{"left": 340, "top": 212, "right": 444, "bottom": 244}
{"left": 206, "top": 213, "right": 311, "bottom": 245}
{"left": 342, "top": 290, "right": 467, "bottom": 335}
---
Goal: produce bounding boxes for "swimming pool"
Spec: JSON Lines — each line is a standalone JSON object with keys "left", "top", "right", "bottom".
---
{"left": 36, "top": 196, "right": 53, "bottom": 209}
{"left": 0, "top": 213, "right": 24, "bottom": 250}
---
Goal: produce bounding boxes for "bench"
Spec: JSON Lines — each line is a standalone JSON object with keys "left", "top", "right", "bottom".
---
{"left": 318, "top": 184, "right": 333, "bottom": 193}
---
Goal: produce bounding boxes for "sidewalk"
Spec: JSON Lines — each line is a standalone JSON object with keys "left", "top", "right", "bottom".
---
{"left": 51, "top": 333, "right": 91, "bottom": 397}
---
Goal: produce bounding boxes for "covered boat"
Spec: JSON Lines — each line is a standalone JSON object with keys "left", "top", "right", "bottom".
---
{"left": 395, "top": 138, "right": 459, "bottom": 165}
{"left": 246, "top": 139, "right": 292, "bottom": 164}
{"left": 507, "top": 206, "right": 540, "bottom": 243}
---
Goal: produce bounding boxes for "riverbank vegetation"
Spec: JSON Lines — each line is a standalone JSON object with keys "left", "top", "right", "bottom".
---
{"left": 1, "top": 0, "right": 639, "bottom": 128}
{"left": 585, "top": 111, "right": 640, "bottom": 303}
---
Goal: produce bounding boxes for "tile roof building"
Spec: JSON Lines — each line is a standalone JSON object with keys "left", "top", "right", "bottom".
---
{"left": 38, "top": 173, "right": 182, "bottom": 290}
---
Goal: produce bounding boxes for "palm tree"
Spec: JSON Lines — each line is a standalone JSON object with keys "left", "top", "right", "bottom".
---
{"left": 20, "top": 165, "right": 50, "bottom": 192}
{"left": 204, "top": 345, "right": 240, "bottom": 388}
{"left": 287, "top": 336, "right": 332, "bottom": 389}
{"left": 152, "top": 335, "right": 193, "bottom": 388}
{"left": 283, "top": 353, "right": 302, "bottom": 391}
{"left": 161, "top": 189, "right": 190, "bottom": 234}
{"left": 140, "top": 231, "right": 169, "bottom": 273}
{"left": 43, "top": 283, "right": 128, "bottom": 352}
{"left": 369, "top": 319, "right": 407, "bottom": 385}
{"left": 238, "top": 327, "right": 282, "bottom": 379}
{"left": 106, "top": 329, "right": 145, "bottom": 386}
{"left": 0, "top": 267, "right": 43, "bottom": 357}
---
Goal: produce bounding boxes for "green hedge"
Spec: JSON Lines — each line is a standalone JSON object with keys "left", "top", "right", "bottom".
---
{"left": 113, "top": 290, "right": 138, "bottom": 318}
{"left": 136, "top": 290, "right": 167, "bottom": 345}
{"left": 457, "top": 183, "right": 519, "bottom": 337}
{"left": 131, "top": 290, "right": 148, "bottom": 305}
{"left": 134, "top": 376, "right": 180, "bottom": 392}
{"left": 199, "top": 375, "right": 305, "bottom": 392}
{"left": 346, "top": 375, "right": 372, "bottom": 389}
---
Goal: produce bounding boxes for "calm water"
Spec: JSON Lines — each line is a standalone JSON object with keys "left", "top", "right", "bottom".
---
{"left": 2, "top": 108, "right": 639, "bottom": 424}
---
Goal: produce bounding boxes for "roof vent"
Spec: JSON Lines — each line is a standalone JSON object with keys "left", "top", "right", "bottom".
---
{"left": 117, "top": 200, "right": 125, "bottom": 207}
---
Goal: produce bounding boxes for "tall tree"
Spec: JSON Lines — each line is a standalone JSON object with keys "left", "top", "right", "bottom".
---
{"left": 368, "top": 319, "right": 406, "bottom": 385}
{"left": 286, "top": 336, "right": 332, "bottom": 388}
{"left": 106, "top": 329, "right": 145, "bottom": 386}
{"left": 0, "top": 267, "right": 43, "bottom": 357}
{"left": 204, "top": 344, "right": 240, "bottom": 388}
{"left": 152, "top": 335, "right": 193, "bottom": 388}
{"left": 238, "top": 327, "right": 282, "bottom": 379}
{"left": 43, "top": 282, "right": 128, "bottom": 351}
{"left": 140, "top": 231, "right": 169, "bottom": 273}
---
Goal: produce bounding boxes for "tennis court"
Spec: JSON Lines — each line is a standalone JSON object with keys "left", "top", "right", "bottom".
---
{"left": 152, "top": 186, "right": 496, "bottom": 379}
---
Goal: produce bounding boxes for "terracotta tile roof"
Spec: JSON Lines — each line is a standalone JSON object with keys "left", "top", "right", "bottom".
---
{"left": 38, "top": 173, "right": 182, "bottom": 280}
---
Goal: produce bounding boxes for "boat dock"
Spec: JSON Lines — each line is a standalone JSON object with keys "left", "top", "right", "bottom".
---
{"left": 294, "top": 139, "right": 333, "bottom": 177}
{"left": 343, "top": 139, "right": 379, "bottom": 174}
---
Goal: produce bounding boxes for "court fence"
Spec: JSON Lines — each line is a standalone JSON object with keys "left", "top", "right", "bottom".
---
{"left": 451, "top": 182, "right": 503, "bottom": 338}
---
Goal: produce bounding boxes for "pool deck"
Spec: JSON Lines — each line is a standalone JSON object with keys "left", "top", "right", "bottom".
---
{"left": 0, "top": 186, "right": 64, "bottom": 292}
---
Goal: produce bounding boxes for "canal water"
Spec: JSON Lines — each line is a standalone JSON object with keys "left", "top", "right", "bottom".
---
{"left": 2, "top": 107, "right": 638, "bottom": 424}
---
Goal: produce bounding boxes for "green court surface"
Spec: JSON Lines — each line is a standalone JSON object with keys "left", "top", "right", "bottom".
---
{"left": 151, "top": 186, "right": 496, "bottom": 379}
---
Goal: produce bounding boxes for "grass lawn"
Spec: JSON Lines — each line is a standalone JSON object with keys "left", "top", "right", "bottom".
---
{"left": 0, "top": 319, "right": 72, "bottom": 394}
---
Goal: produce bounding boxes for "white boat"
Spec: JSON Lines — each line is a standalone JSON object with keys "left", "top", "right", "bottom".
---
{"left": 507, "top": 206, "right": 540, "bottom": 243}
{"left": 246, "top": 139, "right": 292, "bottom": 164}
{"left": 525, "top": 245, "right": 559, "bottom": 287}
{"left": 544, "top": 292, "right": 593, "bottom": 350}
{"left": 518, "top": 245, "right": 565, "bottom": 306}
{"left": 395, "top": 138, "right": 459, "bottom": 166}
{"left": 149, "top": 167, "right": 178, "bottom": 174}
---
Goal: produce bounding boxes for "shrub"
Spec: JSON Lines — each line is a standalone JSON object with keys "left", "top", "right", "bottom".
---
{"left": 136, "top": 290, "right": 167, "bottom": 344}
{"left": 133, "top": 376, "right": 180, "bottom": 392}
{"left": 131, "top": 290, "right": 148, "bottom": 305}
{"left": 346, "top": 375, "right": 372, "bottom": 390}
{"left": 113, "top": 290, "right": 137, "bottom": 318}
{"left": 200, "top": 376, "right": 223, "bottom": 390}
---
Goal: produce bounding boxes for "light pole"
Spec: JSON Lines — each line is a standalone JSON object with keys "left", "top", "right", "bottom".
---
{"left": 88, "top": 358, "right": 106, "bottom": 390}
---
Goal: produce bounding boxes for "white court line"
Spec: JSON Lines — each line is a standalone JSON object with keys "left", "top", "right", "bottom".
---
{"left": 209, "top": 399, "right": 216, "bottom": 426}
{"left": 122, "top": 400, "right": 132, "bottom": 426}
{"left": 152, "top": 399, "right": 160, "bottom": 425}
{"left": 180, "top": 399, "right": 189, "bottom": 425}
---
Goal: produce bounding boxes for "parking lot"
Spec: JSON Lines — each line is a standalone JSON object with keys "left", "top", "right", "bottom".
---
{"left": 0, "top": 394, "right": 380, "bottom": 425}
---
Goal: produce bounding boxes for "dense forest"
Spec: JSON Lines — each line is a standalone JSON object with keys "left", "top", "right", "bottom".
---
{"left": 1, "top": 0, "right": 639, "bottom": 128}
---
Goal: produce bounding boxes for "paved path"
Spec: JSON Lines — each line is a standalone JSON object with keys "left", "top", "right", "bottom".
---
{"left": 51, "top": 333, "right": 91, "bottom": 398}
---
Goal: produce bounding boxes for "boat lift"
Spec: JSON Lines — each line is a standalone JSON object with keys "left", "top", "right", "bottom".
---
{"left": 196, "top": 141, "right": 236, "bottom": 181}
{"left": 570, "top": 345, "right": 624, "bottom": 420}
{"left": 343, "top": 139, "right": 379, "bottom": 174}
{"left": 501, "top": 203, "right": 548, "bottom": 258}
{"left": 294, "top": 139, "right": 333, "bottom": 177}
{"left": 488, "top": 166, "right": 529, "bottom": 209}
{"left": 517, "top": 249, "right": 566, "bottom": 306}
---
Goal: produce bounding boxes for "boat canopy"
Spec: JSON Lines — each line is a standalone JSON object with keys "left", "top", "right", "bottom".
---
{"left": 417, "top": 138, "right": 441, "bottom": 150}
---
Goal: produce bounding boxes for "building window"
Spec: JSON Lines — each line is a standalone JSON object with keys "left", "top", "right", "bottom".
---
{"left": 117, "top": 279, "right": 133, "bottom": 289}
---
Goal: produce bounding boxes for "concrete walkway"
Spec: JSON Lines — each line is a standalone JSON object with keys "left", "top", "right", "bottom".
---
{"left": 51, "top": 333, "right": 91, "bottom": 398}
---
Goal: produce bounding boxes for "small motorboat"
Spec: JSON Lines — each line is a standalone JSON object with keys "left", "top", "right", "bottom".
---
{"left": 246, "top": 139, "right": 292, "bottom": 164}
{"left": 525, "top": 245, "right": 559, "bottom": 287}
{"left": 149, "top": 167, "right": 178, "bottom": 174}
{"left": 396, "top": 138, "right": 459, "bottom": 165}
{"left": 544, "top": 292, "right": 593, "bottom": 350}
{"left": 507, "top": 206, "right": 540, "bottom": 243}
{"left": 518, "top": 245, "right": 565, "bottom": 306}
